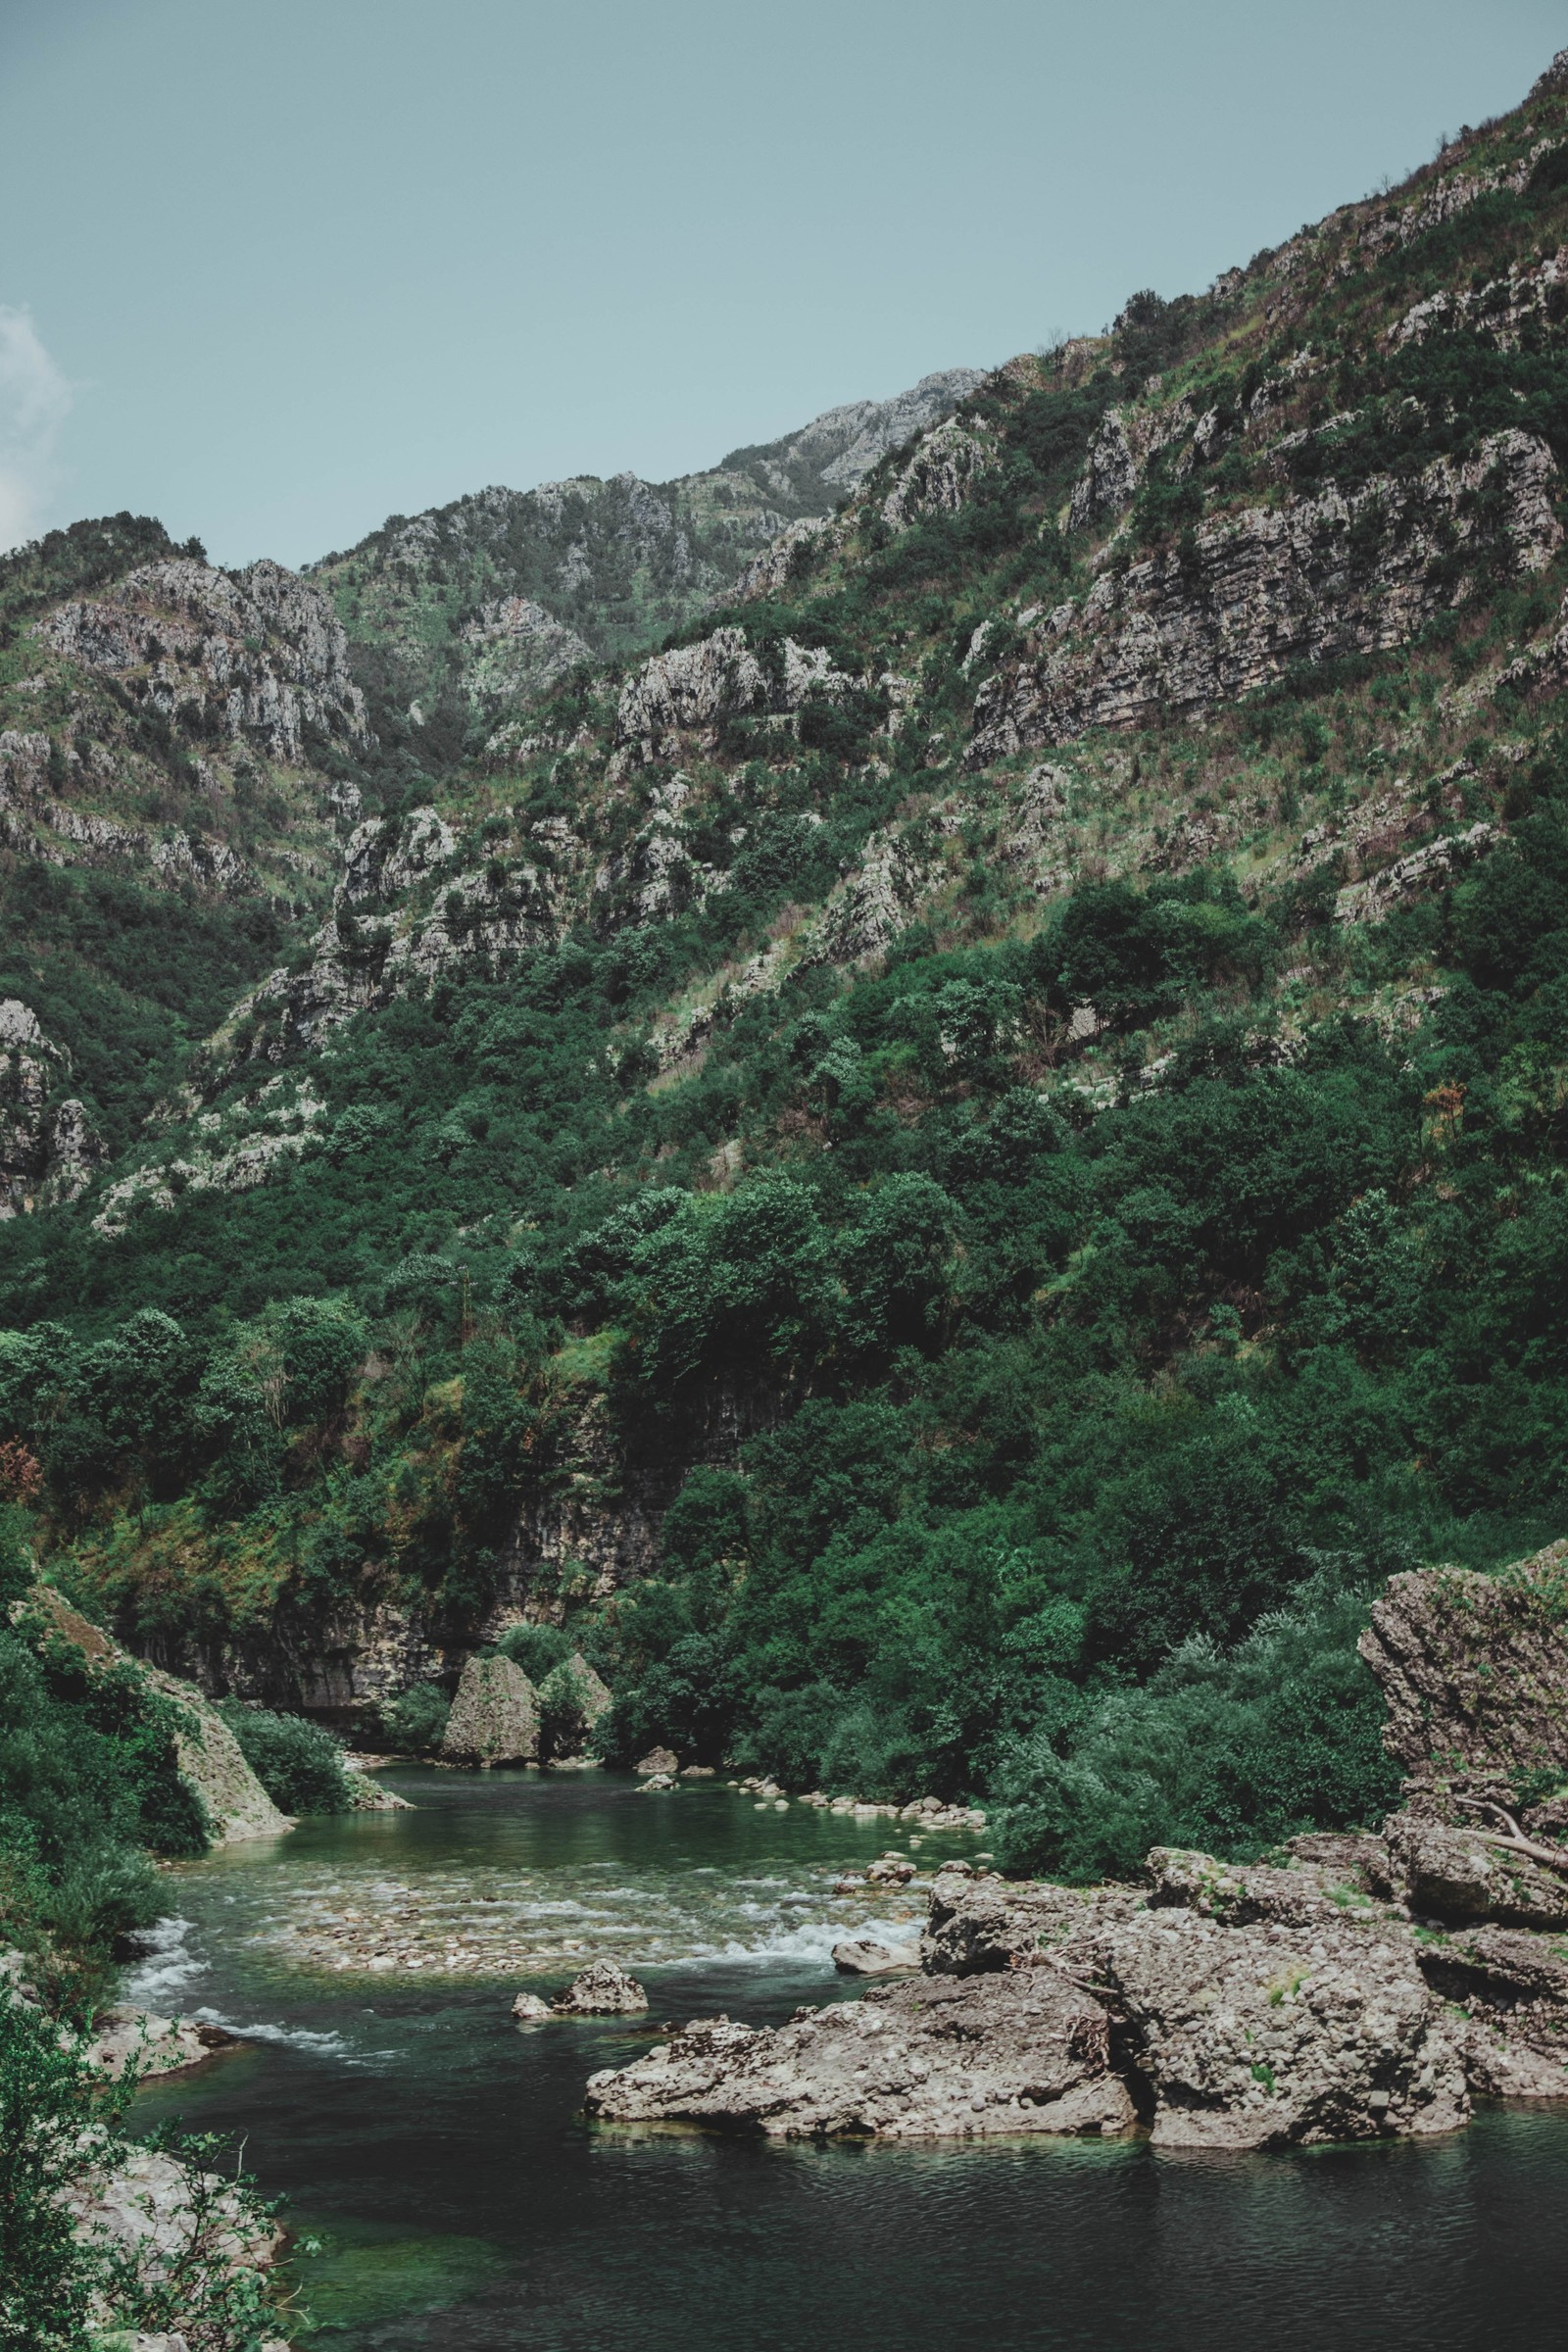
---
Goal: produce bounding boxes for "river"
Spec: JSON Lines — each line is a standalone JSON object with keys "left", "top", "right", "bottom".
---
{"left": 125, "top": 1767, "right": 1568, "bottom": 2350}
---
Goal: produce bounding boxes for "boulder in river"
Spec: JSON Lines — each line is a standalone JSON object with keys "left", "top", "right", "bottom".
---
{"left": 585, "top": 1968, "right": 1137, "bottom": 2140}
{"left": 87, "top": 2007, "right": 236, "bottom": 2080}
{"left": 440, "top": 1653, "right": 539, "bottom": 1764}
{"left": 552, "top": 1958, "right": 649, "bottom": 2015}
{"left": 511, "top": 1991, "right": 552, "bottom": 2023}
{"left": 636, "top": 1745, "right": 679, "bottom": 1776}
{"left": 1359, "top": 1541, "right": 1568, "bottom": 1777}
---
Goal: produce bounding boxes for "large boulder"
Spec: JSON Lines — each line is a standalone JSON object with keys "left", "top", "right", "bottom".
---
{"left": 440, "top": 1653, "right": 539, "bottom": 1764}
{"left": 1075, "top": 1904, "right": 1469, "bottom": 2148}
{"left": 585, "top": 1969, "right": 1136, "bottom": 2141}
{"left": 87, "top": 2008, "right": 234, "bottom": 2081}
{"left": 1359, "top": 1543, "right": 1568, "bottom": 1777}
{"left": 1384, "top": 1810, "right": 1568, "bottom": 1930}
{"left": 551, "top": 1958, "right": 648, "bottom": 2015}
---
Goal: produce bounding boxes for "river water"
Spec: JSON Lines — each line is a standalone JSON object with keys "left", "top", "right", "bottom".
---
{"left": 126, "top": 1767, "right": 1568, "bottom": 2351}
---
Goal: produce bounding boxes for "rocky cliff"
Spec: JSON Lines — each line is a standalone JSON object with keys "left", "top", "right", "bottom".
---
{"left": 308, "top": 367, "right": 984, "bottom": 743}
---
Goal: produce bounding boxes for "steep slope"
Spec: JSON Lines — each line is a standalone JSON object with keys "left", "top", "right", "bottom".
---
{"left": 308, "top": 368, "right": 985, "bottom": 759}
{"left": 0, "top": 516, "right": 381, "bottom": 1176}
{"left": 9, "top": 55, "right": 1568, "bottom": 1868}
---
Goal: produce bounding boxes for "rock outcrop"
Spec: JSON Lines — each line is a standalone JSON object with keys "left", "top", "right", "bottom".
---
{"left": 0, "top": 1000, "right": 107, "bottom": 1218}
{"left": 588, "top": 1813, "right": 1568, "bottom": 2148}
{"left": 1358, "top": 1543, "right": 1568, "bottom": 1776}
{"left": 87, "top": 2007, "right": 235, "bottom": 2081}
{"left": 969, "top": 430, "right": 1561, "bottom": 764}
{"left": 37, "top": 557, "right": 368, "bottom": 762}
{"left": 612, "top": 624, "right": 856, "bottom": 765}
{"left": 439, "top": 1651, "right": 540, "bottom": 1763}
{"left": 881, "top": 416, "right": 998, "bottom": 531}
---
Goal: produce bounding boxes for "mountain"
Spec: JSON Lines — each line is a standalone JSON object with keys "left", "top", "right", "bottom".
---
{"left": 306, "top": 368, "right": 985, "bottom": 762}
{"left": 8, "top": 50, "right": 1568, "bottom": 1874}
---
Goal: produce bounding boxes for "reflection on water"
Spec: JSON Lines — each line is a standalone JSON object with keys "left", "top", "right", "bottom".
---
{"left": 130, "top": 1769, "right": 1568, "bottom": 2351}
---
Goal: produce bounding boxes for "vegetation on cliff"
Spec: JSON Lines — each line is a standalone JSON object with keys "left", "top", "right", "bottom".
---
{"left": 8, "top": 62, "right": 1568, "bottom": 1871}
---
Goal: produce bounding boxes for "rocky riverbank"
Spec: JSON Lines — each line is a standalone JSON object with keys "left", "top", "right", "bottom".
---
{"left": 585, "top": 1823, "right": 1568, "bottom": 2147}
{"left": 586, "top": 1552, "right": 1568, "bottom": 2149}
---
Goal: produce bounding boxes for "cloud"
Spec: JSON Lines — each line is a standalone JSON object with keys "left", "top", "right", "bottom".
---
{"left": 0, "top": 307, "right": 72, "bottom": 555}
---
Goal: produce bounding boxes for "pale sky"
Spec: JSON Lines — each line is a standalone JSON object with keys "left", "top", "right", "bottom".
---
{"left": 1, "top": 0, "right": 1561, "bottom": 567}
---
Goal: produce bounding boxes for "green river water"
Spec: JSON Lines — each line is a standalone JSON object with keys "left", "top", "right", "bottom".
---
{"left": 125, "top": 1767, "right": 1568, "bottom": 2351}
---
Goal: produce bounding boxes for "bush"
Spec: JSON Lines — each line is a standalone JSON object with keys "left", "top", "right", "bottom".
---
{"left": 216, "top": 1703, "right": 352, "bottom": 1815}
{"left": 538, "top": 1659, "right": 592, "bottom": 1758}
{"left": 376, "top": 1683, "right": 451, "bottom": 1755}
{"left": 0, "top": 1987, "right": 133, "bottom": 2351}
{"left": 494, "top": 1622, "right": 571, "bottom": 1684}
{"left": 0, "top": 1985, "right": 286, "bottom": 2352}
{"left": 990, "top": 1580, "right": 1400, "bottom": 1881}
{"left": 0, "top": 1631, "right": 195, "bottom": 2013}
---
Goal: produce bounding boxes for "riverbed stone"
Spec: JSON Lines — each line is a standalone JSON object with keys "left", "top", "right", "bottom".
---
{"left": 831, "top": 1938, "right": 920, "bottom": 1975}
{"left": 1077, "top": 1904, "right": 1470, "bottom": 2148}
{"left": 552, "top": 1958, "right": 649, "bottom": 2015}
{"left": 511, "top": 1991, "right": 552, "bottom": 2022}
{"left": 440, "top": 1653, "right": 539, "bottom": 1764}
{"left": 636, "top": 1746, "right": 679, "bottom": 1776}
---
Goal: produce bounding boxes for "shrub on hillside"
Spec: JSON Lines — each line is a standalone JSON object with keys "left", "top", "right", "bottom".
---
{"left": 216, "top": 1703, "right": 352, "bottom": 1815}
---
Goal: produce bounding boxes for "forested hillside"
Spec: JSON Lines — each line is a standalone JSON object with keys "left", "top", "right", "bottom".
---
{"left": 9, "top": 55, "right": 1568, "bottom": 1879}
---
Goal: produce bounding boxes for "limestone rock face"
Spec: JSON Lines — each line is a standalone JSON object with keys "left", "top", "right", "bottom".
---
{"left": 37, "top": 557, "right": 368, "bottom": 762}
{"left": 440, "top": 1652, "right": 539, "bottom": 1763}
{"left": 881, "top": 416, "right": 998, "bottom": 531}
{"left": 969, "top": 429, "right": 1561, "bottom": 764}
{"left": 585, "top": 1968, "right": 1136, "bottom": 2141}
{"left": 1067, "top": 410, "right": 1139, "bottom": 532}
{"left": 0, "top": 1000, "right": 107, "bottom": 1219}
{"left": 612, "top": 625, "right": 857, "bottom": 764}
{"left": 1359, "top": 1544, "right": 1568, "bottom": 1776}
{"left": 338, "top": 806, "right": 458, "bottom": 908}
{"left": 459, "top": 596, "right": 593, "bottom": 710}
{"left": 552, "top": 1958, "right": 648, "bottom": 2015}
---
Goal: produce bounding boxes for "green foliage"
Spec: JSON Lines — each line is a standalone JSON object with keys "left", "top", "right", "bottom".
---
{"left": 12, "top": 115, "right": 1568, "bottom": 1876}
{"left": 375, "top": 1682, "right": 451, "bottom": 1755}
{"left": 215, "top": 1703, "right": 353, "bottom": 1815}
{"left": 494, "top": 1622, "right": 570, "bottom": 1683}
{"left": 0, "top": 1629, "right": 205, "bottom": 2010}
{"left": 0, "top": 1987, "right": 284, "bottom": 2352}
{"left": 0, "top": 1987, "right": 134, "bottom": 2351}
{"left": 990, "top": 1578, "right": 1402, "bottom": 1880}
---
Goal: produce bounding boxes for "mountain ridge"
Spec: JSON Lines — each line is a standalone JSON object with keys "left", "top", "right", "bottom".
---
{"left": 7, "top": 49, "right": 1568, "bottom": 1880}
